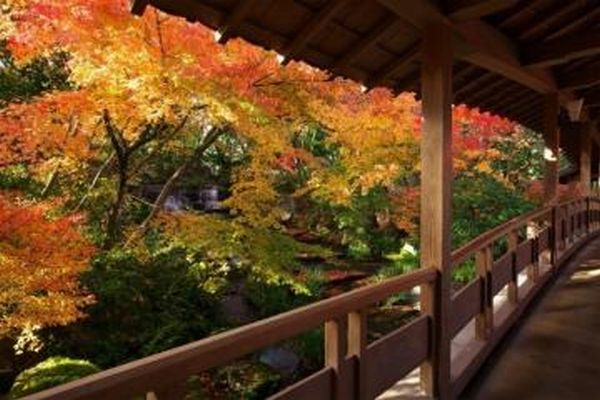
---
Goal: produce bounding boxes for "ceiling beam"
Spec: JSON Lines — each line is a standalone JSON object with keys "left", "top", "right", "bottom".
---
{"left": 130, "top": 0, "right": 149, "bottom": 15}
{"left": 334, "top": 14, "right": 398, "bottom": 71}
{"left": 281, "top": 0, "right": 347, "bottom": 65}
{"left": 546, "top": 6, "right": 600, "bottom": 41}
{"left": 453, "top": 20, "right": 558, "bottom": 94}
{"left": 523, "top": 30, "right": 600, "bottom": 68}
{"left": 559, "top": 64, "right": 600, "bottom": 90}
{"left": 517, "top": 1, "right": 586, "bottom": 42}
{"left": 366, "top": 43, "right": 420, "bottom": 88}
{"left": 214, "top": 0, "right": 258, "bottom": 44}
{"left": 453, "top": 71, "right": 496, "bottom": 100}
{"left": 469, "top": 80, "right": 520, "bottom": 109}
{"left": 377, "top": 0, "right": 560, "bottom": 95}
{"left": 448, "top": 0, "right": 520, "bottom": 22}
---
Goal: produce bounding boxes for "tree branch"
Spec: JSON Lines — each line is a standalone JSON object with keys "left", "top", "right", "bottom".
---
{"left": 126, "top": 125, "right": 227, "bottom": 245}
{"left": 73, "top": 152, "right": 115, "bottom": 212}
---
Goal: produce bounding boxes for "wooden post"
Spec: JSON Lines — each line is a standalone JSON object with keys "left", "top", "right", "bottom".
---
{"left": 507, "top": 230, "right": 519, "bottom": 303}
{"left": 581, "top": 123, "right": 592, "bottom": 234}
{"left": 475, "top": 246, "right": 493, "bottom": 339}
{"left": 551, "top": 206, "right": 560, "bottom": 268}
{"left": 419, "top": 23, "right": 453, "bottom": 399}
{"left": 325, "top": 317, "right": 347, "bottom": 400}
{"left": 543, "top": 94, "right": 560, "bottom": 204}
{"left": 526, "top": 223, "right": 539, "bottom": 282}
{"left": 347, "top": 310, "right": 367, "bottom": 400}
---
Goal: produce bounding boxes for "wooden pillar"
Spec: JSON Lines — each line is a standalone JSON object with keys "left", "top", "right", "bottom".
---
{"left": 580, "top": 122, "right": 592, "bottom": 196}
{"left": 543, "top": 94, "right": 560, "bottom": 204}
{"left": 419, "top": 23, "right": 453, "bottom": 398}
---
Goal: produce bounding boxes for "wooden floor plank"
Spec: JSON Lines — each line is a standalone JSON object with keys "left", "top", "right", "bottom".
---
{"left": 463, "top": 237, "right": 600, "bottom": 399}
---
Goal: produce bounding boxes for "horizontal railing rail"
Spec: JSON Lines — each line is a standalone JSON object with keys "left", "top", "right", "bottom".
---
{"left": 451, "top": 205, "right": 553, "bottom": 266}
{"left": 25, "top": 266, "right": 438, "bottom": 400}
{"left": 23, "top": 196, "right": 600, "bottom": 400}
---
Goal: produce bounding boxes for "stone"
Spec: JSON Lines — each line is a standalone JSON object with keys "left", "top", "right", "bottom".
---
{"left": 259, "top": 347, "right": 300, "bottom": 376}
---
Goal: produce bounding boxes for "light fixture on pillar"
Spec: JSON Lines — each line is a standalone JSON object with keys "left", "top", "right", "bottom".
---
{"left": 566, "top": 98, "right": 584, "bottom": 122}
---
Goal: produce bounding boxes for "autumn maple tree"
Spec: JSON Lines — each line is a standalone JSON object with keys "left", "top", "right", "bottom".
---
{"left": 0, "top": 195, "right": 94, "bottom": 350}
{"left": 0, "top": 2, "right": 547, "bottom": 383}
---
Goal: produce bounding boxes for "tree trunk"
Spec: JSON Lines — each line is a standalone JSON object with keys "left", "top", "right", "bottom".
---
{"left": 104, "top": 157, "right": 128, "bottom": 249}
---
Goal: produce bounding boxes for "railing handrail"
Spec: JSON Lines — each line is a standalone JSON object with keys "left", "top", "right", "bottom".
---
{"left": 25, "top": 267, "right": 437, "bottom": 400}
{"left": 451, "top": 205, "right": 553, "bottom": 266}
{"left": 451, "top": 197, "right": 590, "bottom": 266}
{"left": 24, "top": 195, "right": 600, "bottom": 400}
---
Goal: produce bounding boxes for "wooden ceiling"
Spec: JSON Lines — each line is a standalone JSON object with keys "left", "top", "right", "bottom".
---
{"left": 131, "top": 0, "right": 600, "bottom": 146}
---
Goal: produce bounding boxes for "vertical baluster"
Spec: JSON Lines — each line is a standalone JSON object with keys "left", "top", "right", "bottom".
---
{"left": 564, "top": 205, "right": 568, "bottom": 244}
{"left": 507, "top": 230, "right": 519, "bottom": 304}
{"left": 347, "top": 310, "right": 367, "bottom": 400}
{"left": 526, "top": 222, "right": 539, "bottom": 282}
{"left": 475, "top": 246, "right": 493, "bottom": 339}
{"left": 550, "top": 206, "right": 559, "bottom": 268}
{"left": 325, "top": 317, "right": 348, "bottom": 400}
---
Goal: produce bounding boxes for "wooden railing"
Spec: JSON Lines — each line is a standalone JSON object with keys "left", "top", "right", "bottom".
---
{"left": 24, "top": 197, "right": 600, "bottom": 400}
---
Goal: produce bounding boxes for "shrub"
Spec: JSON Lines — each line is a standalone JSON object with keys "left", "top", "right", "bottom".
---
{"left": 245, "top": 268, "right": 324, "bottom": 318}
{"left": 42, "top": 248, "right": 223, "bottom": 368}
{"left": 9, "top": 357, "right": 99, "bottom": 398}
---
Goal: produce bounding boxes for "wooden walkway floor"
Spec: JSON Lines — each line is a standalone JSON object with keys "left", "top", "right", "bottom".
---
{"left": 463, "top": 236, "right": 600, "bottom": 399}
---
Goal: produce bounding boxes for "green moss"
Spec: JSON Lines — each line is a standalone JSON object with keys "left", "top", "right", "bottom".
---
{"left": 9, "top": 357, "right": 100, "bottom": 398}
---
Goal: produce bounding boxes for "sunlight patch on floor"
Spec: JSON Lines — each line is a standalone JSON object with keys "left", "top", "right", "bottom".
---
{"left": 571, "top": 265, "right": 600, "bottom": 281}
{"left": 377, "top": 368, "right": 430, "bottom": 400}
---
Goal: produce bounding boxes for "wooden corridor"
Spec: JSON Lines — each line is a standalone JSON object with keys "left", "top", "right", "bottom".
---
{"left": 20, "top": 1, "right": 600, "bottom": 399}
{"left": 463, "top": 234, "right": 600, "bottom": 400}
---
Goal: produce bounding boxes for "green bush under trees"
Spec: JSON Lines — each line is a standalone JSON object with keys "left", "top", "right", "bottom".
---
{"left": 9, "top": 357, "right": 99, "bottom": 398}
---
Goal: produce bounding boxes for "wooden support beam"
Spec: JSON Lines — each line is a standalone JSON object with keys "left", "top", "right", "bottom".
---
{"left": 495, "top": 92, "right": 539, "bottom": 117}
{"left": 281, "top": 0, "right": 347, "bottom": 65}
{"left": 523, "top": 30, "right": 600, "bottom": 68}
{"left": 454, "top": 20, "right": 558, "bottom": 94}
{"left": 334, "top": 15, "right": 398, "bottom": 71}
{"left": 378, "top": 1, "right": 561, "bottom": 95}
{"left": 518, "top": 1, "right": 587, "bottom": 42}
{"left": 366, "top": 43, "right": 420, "bottom": 88}
{"left": 581, "top": 122, "right": 593, "bottom": 195}
{"left": 419, "top": 23, "right": 453, "bottom": 399}
{"left": 453, "top": 64, "right": 479, "bottom": 86}
{"left": 474, "top": 80, "right": 521, "bottom": 109}
{"left": 558, "top": 64, "right": 600, "bottom": 90}
{"left": 458, "top": 74, "right": 510, "bottom": 106}
{"left": 453, "top": 71, "right": 495, "bottom": 100}
{"left": 448, "top": 0, "right": 519, "bottom": 22}
{"left": 546, "top": 6, "right": 600, "bottom": 41}
{"left": 543, "top": 94, "right": 560, "bottom": 204}
{"left": 214, "top": 0, "right": 257, "bottom": 44}
{"left": 130, "top": 0, "right": 149, "bottom": 15}
{"left": 510, "top": 98, "right": 543, "bottom": 121}
{"left": 378, "top": 0, "right": 444, "bottom": 30}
